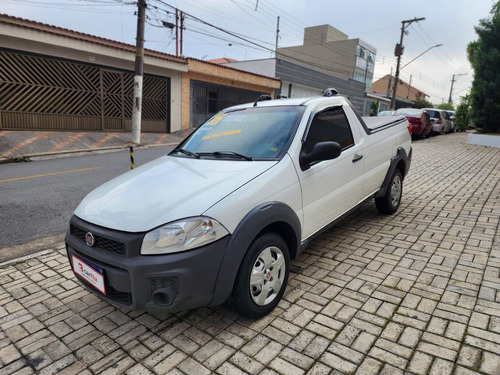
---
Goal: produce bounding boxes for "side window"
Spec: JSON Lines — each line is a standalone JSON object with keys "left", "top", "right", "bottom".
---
{"left": 304, "top": 106, "right": 354, "bottom": 153}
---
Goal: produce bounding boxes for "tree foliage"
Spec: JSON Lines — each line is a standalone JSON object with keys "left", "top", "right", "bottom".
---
{"left": 455, "top": 94, "right": 471, "bottom": 132}
{"left": 370, "top": 101, "right": 379, "bottom": 116}
{"left": 467, "top": 1, "right": 500, "bottom": 133}
{"left": 413, "top": 96, "right": 433, "bottom": 109}
{"left": 437, "top": 103, "right": 455, "bottom": 111}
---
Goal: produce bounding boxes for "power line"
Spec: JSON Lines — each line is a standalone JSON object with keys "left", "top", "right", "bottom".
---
{"left": 149, "top": 1, "right": 360, "bottom": 76}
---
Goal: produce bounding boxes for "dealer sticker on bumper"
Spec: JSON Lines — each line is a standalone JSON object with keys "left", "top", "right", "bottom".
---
{"left": 71, "top": 255, "right": 106, "bottom": 295}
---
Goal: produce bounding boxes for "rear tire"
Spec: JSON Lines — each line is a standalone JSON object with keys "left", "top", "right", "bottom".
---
{"left": 375, "top": 169, "right": 403, "bottom": 214}
{"left": 230, "top": 233, "right": 290, "bottom": 318}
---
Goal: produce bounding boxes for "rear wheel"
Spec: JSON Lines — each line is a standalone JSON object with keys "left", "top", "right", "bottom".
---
{"left": 375, "top": 169, "right": 403, "bottom": 214}
{"left": 230, "top": 233, "right": 290, "bottom": 318}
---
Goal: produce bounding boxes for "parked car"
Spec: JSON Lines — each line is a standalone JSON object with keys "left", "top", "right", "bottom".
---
{"left": 66, "top": 90, "right": 411, "bottom": 318}
{"left": 423, "top": 108, "right": 453, "bottom": 134}
{"left": 378, "top": 110, "right": 395, "bottom": 116}
{"left": 447, "top": 110, "right": 456, "bottom": 132}
{"left": 395, "top": 108, "right": 433, "bottom": 139}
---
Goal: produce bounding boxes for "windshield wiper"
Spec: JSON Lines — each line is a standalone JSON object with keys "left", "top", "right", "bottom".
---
{"left": 201, "top": 151, "right": 254, "bottom": 161}
{"left": 170, "top": 148, "right": 200, "bottom": 159}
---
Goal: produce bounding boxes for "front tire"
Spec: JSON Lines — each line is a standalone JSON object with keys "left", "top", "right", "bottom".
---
{"left": 230, "top": 233, "right": 290, "bottom": 318}
{"left": 375, "top": 169, "right": 403, "bottom": 214}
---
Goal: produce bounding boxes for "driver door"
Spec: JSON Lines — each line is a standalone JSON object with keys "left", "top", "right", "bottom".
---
{"left": 297, "top": 106, "right": 365, "bottom": 239}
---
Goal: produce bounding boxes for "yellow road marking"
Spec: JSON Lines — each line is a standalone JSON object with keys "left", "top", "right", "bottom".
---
{"left": 0, "top": 166, "right": 99, "bottom": 183}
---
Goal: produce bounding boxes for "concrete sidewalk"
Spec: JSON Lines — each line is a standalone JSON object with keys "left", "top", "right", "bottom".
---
{"left": 0, "top": 129, "right": 191, "bottom": 162}
{"left": 0, "top": 133, "right": 499, "bottom": 375}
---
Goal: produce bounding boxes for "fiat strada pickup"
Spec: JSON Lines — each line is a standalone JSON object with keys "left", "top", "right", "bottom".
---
{"left": 65, "top": 89, "right": 411, "bottom": 318}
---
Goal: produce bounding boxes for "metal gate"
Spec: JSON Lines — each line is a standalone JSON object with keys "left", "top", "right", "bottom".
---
{"left": 0, "top": 49, "right": 170, "bottom": 132}
{"left": 190, "top": 80, "right": 264, "bottom": 127}
{"left": 102, "top": 70, "right": 124, "bottom": 131}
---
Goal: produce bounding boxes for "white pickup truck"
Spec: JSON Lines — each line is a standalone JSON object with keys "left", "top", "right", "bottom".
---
{"left": 66, "top": 89, "right": 411, "bottom": 318}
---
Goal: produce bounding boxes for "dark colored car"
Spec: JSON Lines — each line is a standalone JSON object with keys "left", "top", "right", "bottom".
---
{"left": 395, "top": 108, "right": 433, "bottom": 139}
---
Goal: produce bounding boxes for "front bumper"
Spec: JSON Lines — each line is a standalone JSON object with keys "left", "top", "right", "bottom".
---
{"left": 65, "top": 215, "right": 229, "bottom": 313}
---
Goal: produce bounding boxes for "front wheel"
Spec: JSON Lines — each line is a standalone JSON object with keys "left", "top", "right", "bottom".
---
{"left": 230, "top": 233, "right": 290, "bottom": 318}
{"left": 375, "top": 169, "right": 403, "bottom": 214}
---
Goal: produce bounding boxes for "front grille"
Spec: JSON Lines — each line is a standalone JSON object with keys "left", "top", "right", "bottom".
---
{"left": 70, "top": 224, "right": 126, "bottom": 255}
{"left": 75, "top": 273, "right": 133, "bottom": 307}
{"left": 106, "top": 285, "right": 133, "bottom": 305}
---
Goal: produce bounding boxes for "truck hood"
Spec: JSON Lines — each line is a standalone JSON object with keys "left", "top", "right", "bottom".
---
{"left": 74, "top": 156, "right": 276, "bottom": 232}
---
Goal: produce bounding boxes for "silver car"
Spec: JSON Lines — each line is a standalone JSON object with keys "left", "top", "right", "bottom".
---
{"left": 423, "top": 108, "right": 453, "bottom": 134}
{"left": 447, "top": 110, "right": 456, "bottom": 132}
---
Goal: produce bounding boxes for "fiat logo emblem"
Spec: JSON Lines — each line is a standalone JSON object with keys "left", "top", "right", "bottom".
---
{"left": 85, "top": 232, "right": 95, "bottom": 247}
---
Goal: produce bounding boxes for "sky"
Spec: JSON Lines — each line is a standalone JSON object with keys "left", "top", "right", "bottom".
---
{"left": 1, "top": 0, "right": 496, "bottom": 105}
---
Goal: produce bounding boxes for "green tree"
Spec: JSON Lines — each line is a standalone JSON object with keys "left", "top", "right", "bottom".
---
{"left": 437, "top": 103, "right": 455, "bottom": 111}
{"left": 413, "top": 96, "right": 433, "bottom": 109}
{"left": 370, "top": 101, "right": 379, "bottom": 116}
{"left": 467, "top": 1, "right": 500, "bottom": 133}
{"left": 455, "top": 94, "right": 471, "bottom": 132}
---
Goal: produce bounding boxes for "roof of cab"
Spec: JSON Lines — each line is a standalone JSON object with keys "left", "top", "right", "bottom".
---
{"left": 224, "top": 95, "right": 345, "bottom": 112}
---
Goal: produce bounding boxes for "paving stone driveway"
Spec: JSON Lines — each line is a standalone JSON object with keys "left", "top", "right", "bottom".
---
{"left": 0, "top": 132, "right": 499, "bottom": 375}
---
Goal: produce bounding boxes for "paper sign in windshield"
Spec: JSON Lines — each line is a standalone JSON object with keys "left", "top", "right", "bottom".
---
{"left": 202, "top": 129, "right": 242, "bottom": 141}
{"left": 207, "top": 113, "right": 227, "bottom": 125}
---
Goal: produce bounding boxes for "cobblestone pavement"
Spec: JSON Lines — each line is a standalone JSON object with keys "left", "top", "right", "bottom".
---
{"left": 0, "top": 132, "right": 499, "bottom": 375}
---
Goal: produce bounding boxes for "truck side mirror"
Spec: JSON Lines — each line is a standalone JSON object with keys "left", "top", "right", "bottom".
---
{"left": 299, "top": 141, "right": 342, "bottom": 171}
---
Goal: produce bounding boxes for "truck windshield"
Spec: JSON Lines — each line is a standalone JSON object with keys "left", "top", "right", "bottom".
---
{"left": 175, "top": 106, "right": 305, "bottom": 160}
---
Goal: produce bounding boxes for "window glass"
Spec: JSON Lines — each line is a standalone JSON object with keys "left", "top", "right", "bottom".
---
{"left": 396, "top": 109, "right": 421, "bottom": 116}
{"left": 353, "top": 72, "right": 365, "bottom": 83}
{"left": 179, "top": 106, "right": 305, "bottom": 160}
{"left": 304, "top": 106, "right": 354, "bottom": 152}
{"left": 426, "top": 110, "right": 439, "bottom": 119}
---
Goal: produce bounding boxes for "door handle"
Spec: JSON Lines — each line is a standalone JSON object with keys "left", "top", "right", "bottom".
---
{"left": 352, "top": 154, "right": 363, "bottom": 163}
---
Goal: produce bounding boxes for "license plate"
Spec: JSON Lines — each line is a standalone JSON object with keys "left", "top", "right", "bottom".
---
{"left": 71, "top": 255, "right": 106, "bottom": 295}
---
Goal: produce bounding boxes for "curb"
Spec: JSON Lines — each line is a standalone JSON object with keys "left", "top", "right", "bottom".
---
{"left": 0, "top": 142, "right": 179, "bottom": 164}
{"left": 0, "top": 233, "right": 66, "bottom": 265}
{"left": 0, "top": 249, "right": 57, "bottom": 268}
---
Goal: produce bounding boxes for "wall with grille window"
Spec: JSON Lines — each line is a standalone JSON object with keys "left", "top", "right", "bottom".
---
{"left": 190, "top": 80, "right": 264, "bottom": 127}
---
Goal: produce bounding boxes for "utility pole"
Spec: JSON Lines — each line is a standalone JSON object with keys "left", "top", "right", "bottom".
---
{"left": 448, "top": 73, "right": 467, "bottom": 104}
{"left": 175, "top": 8, "right": 179, "bottom": 56}
{"left": 390, "top": 17, "right": 425, "bottom": 110}
{"left": 407, "top": 75, "right": 412, "bottom": 99}
{"left": 386, "top": 67, "right": 393, "bottom": 98}
{"left": 180, "top": 11, "right": 184, "bottom": 56}
{"left": 275, "top": 16, "right": 280, "bottom": 57}
{"left": 131, "top": 0, "right": 146, "bottom": 144}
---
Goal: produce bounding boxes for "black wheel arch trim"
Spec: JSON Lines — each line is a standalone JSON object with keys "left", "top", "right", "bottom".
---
{"left": 210, "top": 201, "right": 301, "bottom": 306}
{"left": 375, "top": 147, "right": 412, "bottom": 199}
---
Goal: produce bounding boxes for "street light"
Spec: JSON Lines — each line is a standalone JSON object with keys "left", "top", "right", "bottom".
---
{"left": 391, "top": 43, "right": 442, "bottom": 109}
{"left": 400, "top": 44, "right": 443, "bottom": 70}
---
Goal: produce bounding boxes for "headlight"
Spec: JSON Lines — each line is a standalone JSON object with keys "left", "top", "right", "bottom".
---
{"left": 141, "top": 217, "right": 229, "bottom": 255}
